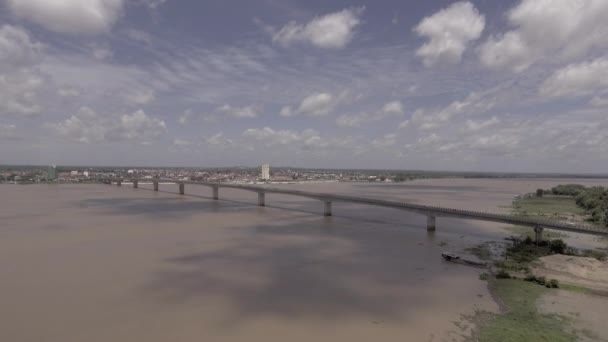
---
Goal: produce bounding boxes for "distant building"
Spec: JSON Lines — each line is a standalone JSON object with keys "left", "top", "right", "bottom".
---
{"left": 47, "top": 165, "right": 57, "bottom": 180}
{"left": 83, "top": 171, "right": 89, "bottom": 178}
{"left": 261, "top": 163, "right": 270, "bottom": 181}
{"left": 70, "top": 171, "right": 79, "bottom": 176}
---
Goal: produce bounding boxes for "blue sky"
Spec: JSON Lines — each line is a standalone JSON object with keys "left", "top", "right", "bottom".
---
{"left": 0, "top": 0, "right": 607, "bottom": 172}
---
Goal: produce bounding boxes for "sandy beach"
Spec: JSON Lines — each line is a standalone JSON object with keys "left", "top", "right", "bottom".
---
{"left": 1, "top": 178, "right": 607, "bottom": 341}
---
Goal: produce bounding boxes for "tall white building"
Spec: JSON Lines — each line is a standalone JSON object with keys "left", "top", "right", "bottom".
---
{"left": 261, "top": 163, "right": 270, "bottom": 181}
{"left": 47, "top": 165, "right": 57, "bottom": 180}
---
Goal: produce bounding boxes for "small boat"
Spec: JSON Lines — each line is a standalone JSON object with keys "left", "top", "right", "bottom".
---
{"left": 442, "top": 252, "right": 487, "bottom": 268}
{"left": 441, "top": 252, "right": 460, "bottom": 261}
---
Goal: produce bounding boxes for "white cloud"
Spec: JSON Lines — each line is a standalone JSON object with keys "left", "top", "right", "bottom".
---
{"left": 273, "top": 8, "right": 363, "bottom": 49}
{"left": 125, "top": 29, "right": 152, "bottom": 45}
{"left": 0, "top": 123, "right": 17, "bottom": 139}
{"left": 57, "top": 87, "right": 80, "bottom": 97}
{"left": 242, "top": 127, "right": 319, "bottom": 146}
{"left": 218, "top": 104, "right": 257, "bottom": 118}
{"left": 412, "top": 91, "right": 494, "bottom": 130}
{"left": 336, "top": 100, "right": 404, "bottom": 127}
{"left": 173, "top": 138, "right": 191, "bottom": 147}
{"left": 478, "top": 0, "right": 608, "bottom": 71}
{"left": 382, "top": 100, "right": 404, "bottom": 114}
{"left": 117, "top": 109, "right": 166, "bottom": 141}
{"left": 124, "top": 89, "right": 156, "bottom": 105}
{"left": 591, "top": 96, "right": 608, "bottom": 107}
{"left": 282, "top": 93, "right": 335, "bottom": 117}
{"left": 414, "top": 1, "right": 485, "bottom": 66}
{"left": 50, "top": 107, "right": 167, "bottom": 144}
{"left": 0, "top": 25, "right": 46, "bottom": 116}
{"left": 371, "top": 133, "right": 397, "bottom": 148}
{"left": 6, "top": 0, "right": 124, "bottom": 35}
{"left": 90, "top": 45, "right": 113, "bottom": 60}
{"left": 540, "top": 57, "right": 608, "bottom": 97}
{"left": 206, "top": 132, "right": 234, "bottom": 148}
{"left": 279, "top": 106, "right": 294, "bottom": 117}
{"left": 136, "top": 0, "right": 168, "bottom": 9}
{"left": 0, "top": 25, "right": 44, "bottom": 66}
{"left": 50, "top": 107, "right": 105, "bottom": 143}
{"left": 398, "top": 120, "right": 410, "bottom": 129}
{"left": 465, "top": 116, "right": 500, "bottom": 131}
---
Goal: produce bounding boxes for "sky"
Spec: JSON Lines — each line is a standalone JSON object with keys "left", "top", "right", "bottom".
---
{"left": 0, "top": 0, "right": 607, "bottom": 172}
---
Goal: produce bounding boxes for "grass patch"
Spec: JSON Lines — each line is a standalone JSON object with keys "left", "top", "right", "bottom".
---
{"left": 474, "top": 279, "right": 576, "bottom": 342}
{"left": 512, "top": 196, "right": 586, "bottom": 218}
{"left": 559, "top": 283, "right": 593, "bottom": 295}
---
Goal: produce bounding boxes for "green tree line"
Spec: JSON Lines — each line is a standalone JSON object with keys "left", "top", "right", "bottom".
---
{"left": 550, "top": 184, "right": 608, "bottom": 226}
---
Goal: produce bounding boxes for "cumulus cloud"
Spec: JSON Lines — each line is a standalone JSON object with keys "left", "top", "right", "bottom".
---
{"left": 478, "top": 0, "right": 608, "bottom": 71}
{"left": 0, "top": 25, "right": 45, "bottom": 116}
{"left": 0, "top": 25, "right": 44, "bottom": 66}
{"left": 281, "top": 93, "right": 335, "bottom": 117}
{"left": 218, "top": 104, "right": 257, "bottom": 118}
{"left": 297, "top": 93, "right": 334, "bottom": 116}
{"left": 540, "top": 57, "right": 608, "bottom": 97}
{"left": 6, "top": 0, "right": 124, "bottom": 35}
{"left": 50, "top": 107, "right": 167, "bottom": 144}
{"left": 382, "top": 101, "right": 404, "bottom": 114}
{"left": 273, "top": 8, "right": 363, "bottom": 48}
{"left": 414, "top": 1, "right": 485, "bottom": 66}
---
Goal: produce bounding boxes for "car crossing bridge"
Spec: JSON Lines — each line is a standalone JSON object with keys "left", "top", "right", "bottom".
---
{"left": 101, "top": 177, "right": 608, "bottom": 242}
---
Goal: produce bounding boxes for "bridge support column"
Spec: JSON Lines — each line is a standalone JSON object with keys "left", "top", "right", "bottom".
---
{"left": 179, "top": 183, "right": 185, "bottom": 195}
{"left": 427, "top": 215, "right": 436, "bottom": 231}
{"left": 117, "top": 180, "right": 122, "bottom": 187}
{"left": 153, "top": 181, "right": 159, "bottom": 191}
{"left": 324, "top": 201, "right": 332, "bottom": 217}
{"left": 212, "top": 186, "right": 219, "bottom": 200}
{"left": 534, "top": 225, "right": 544, "bottom": 245}
{"left": 258, "top": 192, "right": 265, "bottom": 207}
{"left": 133, "top": 180, "right": 138, "bottom": 189}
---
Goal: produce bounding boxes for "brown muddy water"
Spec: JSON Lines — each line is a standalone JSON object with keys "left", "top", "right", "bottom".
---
{"left": 1, "top": 178, "right": 607, "bottom": 341}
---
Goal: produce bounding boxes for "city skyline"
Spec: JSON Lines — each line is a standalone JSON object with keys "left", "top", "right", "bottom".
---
{"left": 1, "top": 0, "right": 608, "bottom": 172}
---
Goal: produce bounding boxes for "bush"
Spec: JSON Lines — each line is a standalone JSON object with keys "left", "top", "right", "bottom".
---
{"left": 548, "top": 279, "right": 560, "bottom": 288}
{"left": 549, "top": 239, "right": 567, "bottom": 254}
{"left": 496, "top": 269, "right": 512, "bottom": 279}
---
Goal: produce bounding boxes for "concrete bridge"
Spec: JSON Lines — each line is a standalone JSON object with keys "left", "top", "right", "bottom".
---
{"left": 101, "top": 177, "right": 608, "bottom": 242}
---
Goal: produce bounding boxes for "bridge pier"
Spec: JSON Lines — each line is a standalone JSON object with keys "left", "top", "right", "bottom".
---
{"left": 324, "top": 201, "right": 332, "bottom": 216}
{"left": 153, "top": 181, "right": 159, "bottom": 191}
{"left": 258, "top": 192, "right": 265, "bottom": 206}
{"left": 534, "top": 225, "right": 544, "bottom": 244}
{"left": 212, "top": 186, "right": 219, "bottom": 200}
{"left": 179, "top": 183, "right": 185, "bottom": 195}
{"left": 116, "top": 180, "right": 122, "bottom": 187}
{"left": 427, "top": 215, "right": 436, "bottom": 231}
{"left": 133, "top": 180, "right": 138, "bottom": 189}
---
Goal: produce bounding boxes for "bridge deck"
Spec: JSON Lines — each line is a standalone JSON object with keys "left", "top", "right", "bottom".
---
{"left": 105, "top": 178, "right": 608, "bottom": 237}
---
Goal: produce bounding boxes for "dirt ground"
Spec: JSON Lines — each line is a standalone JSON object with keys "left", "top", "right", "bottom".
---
{"left": 533, "top": 254, "right": 608, "bottom": 292}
